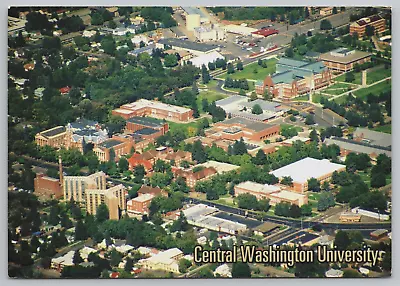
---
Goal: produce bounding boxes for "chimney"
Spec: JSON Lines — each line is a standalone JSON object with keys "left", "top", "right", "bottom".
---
{"left": 58, "top": 155, "right": 63, "bottom": 187}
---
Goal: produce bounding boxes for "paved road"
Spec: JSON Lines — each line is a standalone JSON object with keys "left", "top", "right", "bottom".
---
{"left": 185, "top": 197, "right": 392, "bottom": 231}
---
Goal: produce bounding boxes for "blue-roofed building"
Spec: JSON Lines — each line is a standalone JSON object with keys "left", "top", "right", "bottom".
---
{"left": 255, "top": 57, "right": 332, "bottom": 100}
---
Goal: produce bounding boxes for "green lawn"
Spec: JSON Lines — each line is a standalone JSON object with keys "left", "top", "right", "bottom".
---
{"left": 308, "top": 192, "right": 322, "bottom": 201}
{"left": 353, "top": 79, "right": 392, "bottom": 101}
{"left": 322, "top": 83, "right": 353, "bottom": 96}
{"left": 312, "top": 93, "right": 331, "bottom": 103}
{"left": 332, "top": 94, "right": 349, "bottom": 104}
{"left": 221, "top": 58, "right": 277, "bottom": 81}
{"left": 168, "top": 119, "right": 211, "bottom": 137}
{"left": 280, "top": 124, "right": 303, "bottom": 133}
{"left": 196, "top": 90, "right": 227, "bottom": 112}
{"left": 366, "top": 67, "right": 391, "bottom": 84}
{"left": 294, "top": 94, "right": 309, "bottom": 101}
{"left": 334, "top": 66, "right": 391, "bottom": 86}
{"left": 371, "top": 124, "right": 391, "bottom": 134}
{"left": 335, "top": 72, "right": 362, "bottom": 85}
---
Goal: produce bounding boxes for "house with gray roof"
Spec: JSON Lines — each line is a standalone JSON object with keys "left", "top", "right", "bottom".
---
{"left": 215, "top": 96, "right": 288, "bottom": 122}
{"left": 156, "top": 38, "right": 219, "bottom": 55}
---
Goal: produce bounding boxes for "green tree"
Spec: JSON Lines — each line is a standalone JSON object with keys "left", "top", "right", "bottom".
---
{"left": 281, "top": 176, "right": 293, "bottom": 186}
{"left": 124, "top": 257, "right": 133, "bottom": 272}
{"left": 164, "top": 54, "right": 178, "bottom": 67}
{"left": 307, "top": 178, "right": 320, "bottom": 192}
{"left": 334, "top": 230, "right": 351, "bottom": 250}
{"left": 252, "top": 149, "right": 267, "bottom": 165}
{"left": 73, "top": 250, "right": 84, "bottom": 265}
{"left": 237, "top": 61, "right": 243, "bottom": 70}
{"left": 301, "top": 204, "right": 312, "bottom": 216}
{"left": 232, "top": 262, "right": 251, "bottom": 278}
{"left": 345, "top": 72, "right": 355, "bottom": 83}
{"left": 96, "top": 203, "right": 109, "bottom": 223}
{"left": 110, "top": 248, "right": 122, "bottom": 267}
{"left": 320, "top": 19, "right": 332, "bottom": 30}
{"left": 178, "top": 258, "right": 192, "bottom": 273}
{"left": 118, "top": 157, "right": 129, "bottom": 173}
{"left": 252, "top": 104, "right": 263, "bottom": 115}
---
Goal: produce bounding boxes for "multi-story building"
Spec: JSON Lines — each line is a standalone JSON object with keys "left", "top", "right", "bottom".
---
{"left": 234, "top": 181, "right": 308, "bottom": 206}
{"left": 194, "top": 25, "right": 226, "bottom": 42}
{"left": 34, "top": 173, "right": 63, "bottom": 199}
{"left": 127, "top": 148, "right": 192, "bottom": 171}
{"left": 319, "top": 7, "right": 333, "bottom": 16}
{"left": 270, "top": 157, "right": 346, "bottom": 193}
{"left": 137, "top": 185, "right": 168, "bottom": 197}
{"left": 35, "top": 119, "right": 108, "bottom": 153}
{"left": 127, "top": 194, "right": 155, "bottom": 215}
{"left": 127, "top": 186, "right": 168, "bottom": 215}
{"left": 125, "top": 116, "right": 169, "bottom": 135}
{"left": 350, "top": 14, "right": 386, "bottom": 38}
{"left": 319, "top": 48, "right": 372, "bottom": 72}
{"left": 63, "top": 171, "right": 106, "bottom": 203}
{"left": 205, "top": 117, "right": 280, "bottom": 142}
{"left": 255, "top": 58, "right": 332, "bottom": 100}
{"left": 138, "top": 248, "right": 184, "bottom": 273}
{"left": 112, "top": 99, "right": 194, "bottom": 122}
{"left": 93, "top": 138, "right": 134, "bottom": 162}
{"left": 85, "top": 184, "right": 127, "bottom": 220}
{"left": 173, "top": 167, "right": 217, "bottom": 188}
{"left": 35, "top": 126, "right": 66, "bottom": 148}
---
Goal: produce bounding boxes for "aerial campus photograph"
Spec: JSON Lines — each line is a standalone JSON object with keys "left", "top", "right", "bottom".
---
{"left": 7, "top": 6, "right": 392, "bottom": 279}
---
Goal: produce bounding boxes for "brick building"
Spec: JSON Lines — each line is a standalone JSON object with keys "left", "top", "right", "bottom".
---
{"left": 85, "top": 184, "right": 127, "bottom": 220}
{"left": 234, "top": 181, "right": 308, "bottom": 207}
{"left": 173, "top": 167, "right": 217, "bottom": 188}
{"left": 93, "top": 139, "right": 134, "bottom": 162}
{"left": 350, "top": 14, "right": 386, "bottom": 38}
{"left": 319, "top": 48, "right": 372, "bottom": 72}
{"left": 128, "top": 148, "right": 192, "bottom": 171}
{"left": 125, "top": 116, "right": 169, "bottom": 135}
{"left": 127, "top": 186, "right": 168, "bottom": 215}
{"left": 34, "top": 173, "right": 63, "bottom": 199}
{"left": 205, "top": 117, "right": 279, "bottom": 142}
{"left": 270, "top": 157, "right": 346, "bottom": 193}
{"left": 112, "top": 99, "right": 193, "bottom": 122}
{"left": 255, "top": 58, "right": 332, "bottom": 100}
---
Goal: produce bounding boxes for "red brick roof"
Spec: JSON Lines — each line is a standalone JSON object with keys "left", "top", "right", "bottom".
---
{"left": 252, "top": 28, "right": 279, "bottom": 37}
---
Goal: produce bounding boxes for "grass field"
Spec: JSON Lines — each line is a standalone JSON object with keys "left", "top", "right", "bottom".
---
{"left": 334, "top": 66, "right": 391, "bottom": 85}
{"left": 335, "top": 72, "right": 362, "bottom": 85}
{"left": 295, "top": 94, "right": 309, "bottom": 101}
{"left": 281, "top": 124, "right": 303, "bottom": 132}
{"left": 168, "top": 118, "right": 211, "bottom": 137}
{"left": 221, "top": 58, "right": 277, "bottom": 81}
{"left": 312, "top": 93, "right": 331, "bottom": 103}
{"left": 366, "top": 67, "right": 391, "bottom": 84}
{"left": 322, "top": 83, "right": 353, "bottom": 96}
{"left": 196, "top": 90, "right": 227, "bottom": 112}
{"left": 371, "top": 123, "right": 391, "bottom": 134}
{"left": 353, "top": 79, "right": 392, "bottom": 101}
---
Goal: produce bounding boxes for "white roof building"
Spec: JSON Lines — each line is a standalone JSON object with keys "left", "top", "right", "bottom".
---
{"left": 138, "top": 248, "right": 184, "bottom": 273}
{"left": 325, "top": 268, "right": 344, "bottom": 278}
{"left": 270, "top": 157, "right": 346, "bottom": 184}
{"left": 214, "top": 264, "right": 231, "bottom": 277}
{"left": 115, "top": 244, "right": 135, "bottom": 254}
{"left": 189, "top": 51, "right": 225, "bottom": 69}
{"left": 223, "top": 24, "right": 257, "bottom": 36}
